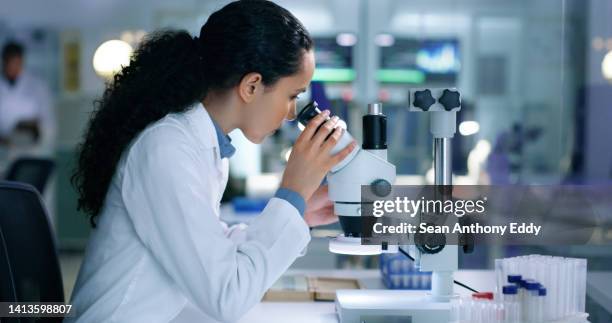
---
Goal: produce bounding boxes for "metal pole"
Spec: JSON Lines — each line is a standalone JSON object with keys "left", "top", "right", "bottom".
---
{"left": 431, "top": 137, "right": 454, "bottom": 301}
{"left": 434, "top": 138, "right": 452, "bottom": 186}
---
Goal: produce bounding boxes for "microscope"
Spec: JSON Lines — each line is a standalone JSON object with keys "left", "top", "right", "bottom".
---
{"left": 296, "top": 88, "right": 462, "bottom": 323}
{"left": 297, "top": 100, "right": 398, "bottom": 256}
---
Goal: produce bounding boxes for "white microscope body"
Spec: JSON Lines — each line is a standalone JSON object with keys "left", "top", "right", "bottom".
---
{"left": 296, "top": 101, "right": 397, "bottom": 256}
{"left": 300, "top": 89, "right": 462, "bottom": 323}
{"left": 326, "top": 102, "right": 398, "bottom": 256}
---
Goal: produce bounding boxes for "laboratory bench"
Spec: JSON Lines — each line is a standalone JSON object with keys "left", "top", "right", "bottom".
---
{"left": 239, "top": 269, "right": 496, "bottom": 323}
{"left": 238, "top": 269, "right": 612, "bottom": 323}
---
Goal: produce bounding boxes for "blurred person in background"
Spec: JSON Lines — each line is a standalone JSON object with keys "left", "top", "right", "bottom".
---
{"left": 0, "top": 40, "right": 56, "bottom": 167}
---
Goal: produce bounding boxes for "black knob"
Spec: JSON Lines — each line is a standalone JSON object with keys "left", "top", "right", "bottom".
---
{"left": 413, "top": 89, "right": 436, "bottom": 111}
{"left": 414, "top": 226, "right": 446, "bottom": 254}
{"left": 462, "top": 238, "right": 475, "bottom": 254}
{"left": 438, "top": 89, "right": 461, "bottom": 111}
{"left": 370, "top": 179, "right": 392, "bottom": 197}
{"left": 459, "top": 215, "right": 475, "bottom": 254}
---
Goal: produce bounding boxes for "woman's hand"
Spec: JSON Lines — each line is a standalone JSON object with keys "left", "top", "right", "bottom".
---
{"left": 280, "top": 110, "right": 357, "bottom": 202}
{"left": 304, "top": 185, "right": 337, "bottom": 227}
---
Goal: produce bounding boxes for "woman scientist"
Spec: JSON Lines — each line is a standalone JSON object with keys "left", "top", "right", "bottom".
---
{"left": 67, "top": 1, "right": 356, "bottom": 322}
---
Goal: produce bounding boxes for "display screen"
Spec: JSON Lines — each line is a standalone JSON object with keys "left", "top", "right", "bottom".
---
{"left": 379, "top": 38, "right": 460, "bottom": 84}
{"left": 312, "top": 37, "right": 355, "bottom": 83}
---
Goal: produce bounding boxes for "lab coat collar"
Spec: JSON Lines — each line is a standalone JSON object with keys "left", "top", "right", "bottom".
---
{"left": 2, "top": 76, "right": 17, "bottom": 87}
{"left": 0, "top": 70, "right": 36, "bottom": 89}
{"left": 210, "top": 116, "right": 236, "bottom": 159}
{"left": 0, "top": 72, "right": 25, "bottom": 89}
{"left": 183, "top": 102, "right": 232, "bottom": 161}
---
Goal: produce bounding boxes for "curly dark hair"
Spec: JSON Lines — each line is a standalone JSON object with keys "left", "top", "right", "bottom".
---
{"left": 72, "top": 0, "right": 313, "bottom": 226}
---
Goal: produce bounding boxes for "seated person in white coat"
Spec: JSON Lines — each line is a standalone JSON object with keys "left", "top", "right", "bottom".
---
{"left": 0, "top": 41, "right": 55, "bottom": 153}
{"left": 68, "top": 1, "right": 356, "bottom": 322}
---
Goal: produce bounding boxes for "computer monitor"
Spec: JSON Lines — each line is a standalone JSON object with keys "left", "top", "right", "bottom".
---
{"left": 378, "top": 38, "right": 460, "bottom": 84}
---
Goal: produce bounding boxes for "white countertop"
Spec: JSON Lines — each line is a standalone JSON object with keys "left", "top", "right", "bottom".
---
{"left": 238, "top": 269, "right": 496, "bottom": 323}
{"left": 239, "top": 269, "right": 612, "bottom": 322}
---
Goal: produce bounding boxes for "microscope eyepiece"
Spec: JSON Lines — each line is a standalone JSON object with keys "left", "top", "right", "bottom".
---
{"left": 295, "top": 101, "right": 359, "bottom": 173}
{"left": 296, "top": 101, "right": 322, "bottom": 126}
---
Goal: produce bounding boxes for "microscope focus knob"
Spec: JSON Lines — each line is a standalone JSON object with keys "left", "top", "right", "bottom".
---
{"left": 459, "top": 215, "right": 475, "bottom": 254}
{"left": 413, "top": 89, "right": 436, "bottom": 111}
{"left": 370, "top": 179, "right": 392, "bottom": 197}
{"left": 438, "top": 89, "right": 461, "bottom": 111}
{"left": 414, "top": 226, "right": 446, "bottom": 255}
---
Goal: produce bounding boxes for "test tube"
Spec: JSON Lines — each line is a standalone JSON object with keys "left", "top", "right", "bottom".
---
{"left": 495, "top": 255, "right": 588, "bottom": 321}
{"left": 459, "top": 296, "right": 469, "bottom": 323}
{"left": 495, "top": 259, "right": 504, "bottom": 298}
{"left": 402, "top": 275, "right": 410, "bottom": 289}
{"left": 469, "top": 295, "right": 479, "bottom": 323}
{"left": 472, "top": 292, "right": 494, "bottom": 323}
{"left": 524, "top": 280, "right": 540, "bottom": 322}
{"left": 502, "top": 285, "right": 519, "bottom": 323}
{"left": 560, "top": 258, "right": 568, "bottom": 317}
{"left": 450, "top": 298, "right": 459, "bottom": 323}
{"left": 392, "top": 275, "right": 400, "bottom": 287}
{"left": 537, "top": 287, "right": 547, "bottom": 322}
{"left": 520, "top": 279, "right": 528, "bottom": 322}
{"left": 492, "top": 299, "right": 503, "bottom": 323}
{"left": 568, "top": 258, "right": 576, "bottom": 315}
{"left": 551, "top": 257, "right": 561, "bottom": 320}
{"left": 542, "top": 256, "right": 554, "bottom": 321}
{"left": 391, "top": 258, "right": 399, "bottom": 273}
{"left": 576, "top": 258, "right": 587, "bottom": 313}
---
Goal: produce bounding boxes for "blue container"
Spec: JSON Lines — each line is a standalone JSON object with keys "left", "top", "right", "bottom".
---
{"left": 379, "top": 253, "right": 432, "bottom": 290}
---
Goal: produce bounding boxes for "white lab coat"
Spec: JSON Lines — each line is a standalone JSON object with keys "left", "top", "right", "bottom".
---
{"left": 0, "top": 72, "right": 56, "bottom": 151}
{"left": 66, "top": 103, "right": 311, "bottom": 323}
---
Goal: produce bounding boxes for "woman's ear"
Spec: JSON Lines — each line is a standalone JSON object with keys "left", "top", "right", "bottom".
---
{"left": 238, "top": 72, "right": 263, "bottom": 103}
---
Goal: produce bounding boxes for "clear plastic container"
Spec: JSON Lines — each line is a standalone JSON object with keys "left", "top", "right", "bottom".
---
{"left": 379, "top": 253, "right": 432, "bottom": 290}
{"left": 495, "top": 255, "right": 587, "bottom": 321}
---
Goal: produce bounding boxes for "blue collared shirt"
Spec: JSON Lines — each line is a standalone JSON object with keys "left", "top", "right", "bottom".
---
{"left": 211, "top": 117, "right": 236, "bottom": 159}
{"left": 210, "top": 117, "right": 306, "bottom": 216}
